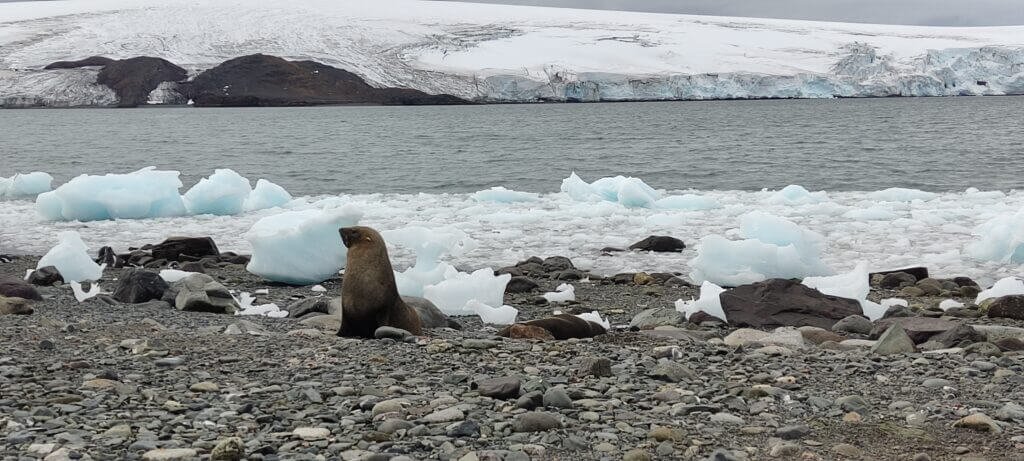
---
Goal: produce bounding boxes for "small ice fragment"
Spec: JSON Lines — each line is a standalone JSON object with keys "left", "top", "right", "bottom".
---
{"left": 542, "top": 283, "right": 575, "bottom": 303}
{"left": 675, "top": 281, "right": 726, "bottom": 320}
{"left": 975, "top": 277, "right": 1024, "bottom": 304}
{"left": 71, "top": 281, "right": 102, "bottom": 302}
{"left": 574, "top": 310, "right": 610, "bottom": 330}
{"left": 468, "top": 299, "right": 518, "bottom": 324}
{"left": 311, "top": 285, "right": 327, "bottom": 292}
{"left": 938, "top": 299, "right": 964, "bottom": 311}
{"left": 255, "top": 289, "right": 269, "bottom": 295}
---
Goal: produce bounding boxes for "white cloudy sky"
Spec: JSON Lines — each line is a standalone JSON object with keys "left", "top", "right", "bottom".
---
{"left": 449, "top": 0, "right": 1024, "bottom": 26}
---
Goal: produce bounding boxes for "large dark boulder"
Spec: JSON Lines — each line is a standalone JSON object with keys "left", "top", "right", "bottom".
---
{"left": 187, "top": 54, "right": 467, "bottom": 107}
{"left": 112, "top": 270, "right": 169, "bottom": 304}
{"left": 719, "top": 279, "right": 862, "bottom": 329}
{"left": 97, "top": 57, "right": 187, "bottom": 107}
{"left": 44, "top": 56, "right": 116, "bottom": 69}
{"left": 150, "top": 237, "right": 220, "bottom": 262}
{"left": 628, "top": 235, "right": 686, "bottom": 253}
{"left": 0, "top": 275, "right": 42, "bottom": 301}
{"left": 987, "top": 295, "right": 1024, "bottom": 321}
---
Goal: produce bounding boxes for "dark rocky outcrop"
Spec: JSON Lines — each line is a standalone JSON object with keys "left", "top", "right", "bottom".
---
{"left": 987, "top": 295, "right": 1024, "bottom": 320}
{"left": 186, "top": 54, "right": 467, "bottom": 107}
{"left": 44, "top": 56, "right": 116, "bottom": 69}
{"left": 150, "top": 237, "right": 221, "bottom": 262}
{"left": 112, "top": 270, "right": 169, "bottom": 304}
{"left": 719, "top": 279, "right": 862, "bottom": 330}
{"left": 628, "top": 235, "right": 686, "bottom": 253}
{"left": 97, "top": 57, "right": 188, "bottom": 107}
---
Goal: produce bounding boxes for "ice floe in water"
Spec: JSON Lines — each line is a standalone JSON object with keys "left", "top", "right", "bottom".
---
{"left": 2, "top": 172, "right": 1023, "bottom": 287}
{"left": 690, "top": 211, "right": 832, "bottom": 287}
{"left": 472, "top": 187, "right": 538, "bottom": 203}
{"left": 35, "top": 167, "right": 292, "bottom": 221}
{"left": 764, "top": 185, "right": 829, "bottom": 206}
{"left": 0, "top": 172, "right": 52, "bottom": 199}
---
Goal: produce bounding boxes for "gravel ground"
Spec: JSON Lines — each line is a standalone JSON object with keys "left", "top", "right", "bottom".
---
{"left": 2, "top": 255, "right": 1023, "bottom": 461}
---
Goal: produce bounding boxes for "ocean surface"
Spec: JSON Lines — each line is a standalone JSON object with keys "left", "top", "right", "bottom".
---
{"left": 2, "top": 97, "right": 1023, "bottom": 284}
{"left": 2, "top": 96, "right": 1023, "bottom": 195}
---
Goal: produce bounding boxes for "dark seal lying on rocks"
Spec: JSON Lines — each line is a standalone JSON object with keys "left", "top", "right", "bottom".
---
{"left": 337, "top": 226, "right": 423, "bottom": 338}
{"left": 498, "top": 314, "right": 606, "bottom": 340}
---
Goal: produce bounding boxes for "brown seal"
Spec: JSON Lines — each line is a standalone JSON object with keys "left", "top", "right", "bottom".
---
{"left": 498, "top": 314, "right": 606, "bottom": 340}
{"left": 337, "top": 226, "right": 423, "bottom": 338}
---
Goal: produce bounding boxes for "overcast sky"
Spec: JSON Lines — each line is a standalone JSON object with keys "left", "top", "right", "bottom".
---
{"left": 451, "top": 0, "right": 1024, "bottom": 26}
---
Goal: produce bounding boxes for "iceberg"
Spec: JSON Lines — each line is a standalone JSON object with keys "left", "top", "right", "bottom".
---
{"left": 0, "top": 172, "right": 53, "bottom": 198}
{"left": 34, "top": 167, "right": 293, "bottom": 221}
{"left": 244, "top": 205, "right": 363, "bottom": 285}
{"left": 654, "top": 194, "right": 721, "bottom": 211}
{"left": 36, "top": 167, "right": 187, "bottom": 221}
{"left": 183, "top": 169, "right": 253, "bottom": 216}
{"left": 690, "top": 211, "right": 832, "bottom": 286}
{"left": 560, "top": 173, "right": 660, "bottom": 208}
{"left": 966, "top": 208, "right": 1024, "bottom": 264}
{"left": 384, "top": 226, "right": 477, "bottom": 297}
{"left": 37, "top": 231, "right": 104, "bottom": 282}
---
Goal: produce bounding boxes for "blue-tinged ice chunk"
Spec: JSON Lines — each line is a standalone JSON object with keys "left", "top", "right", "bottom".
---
{"left": 560, "top": 172, "right": 660, "bottom": 208}
{"left": 471, "top": 186, "right": 538, "bottom": 203}
{"left": 37, "top": 231, "right": 103, "bottom": 282}
{"left": 384, "top": 226, "right": 477, "bottom": 297}
{"left": 183, "top": 169, "right": 252, "bottom": 216}
{"left": 690, "top": 212, "right": 832, "bottom": 286}
{"left": 244, "top": 205, "right": 363, "bottom": 285}
{"left": 244, "top": 178, "right": 293, "bottom": 211}
{"left": 1, "top": 172, "right": 53, "bottom": 198}
{"left": 422, "top": 267, "right": 511, "bottom": 316}
{"left": 35, "top": 167, "right": 186, "bottom": 221}
{"left": 967, "top": 208, "right": 1024, "bottom": 264}
{"left": 764, "top": 185, "right": 829, "bottom": 205}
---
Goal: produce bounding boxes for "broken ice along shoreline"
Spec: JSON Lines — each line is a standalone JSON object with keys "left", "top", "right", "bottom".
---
{"left": 2, "top": 167, "right": 1023, "bottom": 296}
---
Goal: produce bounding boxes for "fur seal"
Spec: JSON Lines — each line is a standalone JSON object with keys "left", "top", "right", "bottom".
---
{"left": 337, "top": 226, "right": 423, "bottom": 338}
{"left": 498, "top": 314, "right": 606, "bottom": 340}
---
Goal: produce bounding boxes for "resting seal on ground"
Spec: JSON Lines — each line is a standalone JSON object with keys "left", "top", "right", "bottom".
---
{"left": 337, "top": 226, "right": 423, "bottom": 338}
{"left": 498, "top": 314, "right": 606, "bottom": 340}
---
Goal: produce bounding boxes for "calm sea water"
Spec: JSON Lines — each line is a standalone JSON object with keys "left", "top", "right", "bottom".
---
{"left": 1, "top": 97, "right": 1022, "bottom": 195}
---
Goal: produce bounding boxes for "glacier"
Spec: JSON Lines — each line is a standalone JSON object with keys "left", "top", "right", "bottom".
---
{"left": 1, "top": 0, "right": 1024, "bottom": 106}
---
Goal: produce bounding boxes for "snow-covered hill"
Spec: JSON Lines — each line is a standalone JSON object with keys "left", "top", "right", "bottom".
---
{"left": 1, "top": 0, "right": 1023, "bottom": 106}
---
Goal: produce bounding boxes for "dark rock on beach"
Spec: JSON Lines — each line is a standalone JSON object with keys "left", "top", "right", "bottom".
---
{"left": 987, "top": 295, "right": 1024, "bottom": 321}
{"left": 186, "top": 54, "right": 468, "bottom": 107}
{"left": 97, "top": 56, "right": 188, "bottom": 107}
{"left": 151, "top": 237, "right": 221, "bottom": 262}
{"left": 112, "top": 270, "right": 169, "bottom": 304}
{"left": 628, "top": 235, "right": 686, "bottom": 252}
{"left": 719, "top": 278, "right": 862, "bottom": 329}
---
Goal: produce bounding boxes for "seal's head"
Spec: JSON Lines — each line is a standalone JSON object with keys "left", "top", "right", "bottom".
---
{"left": 339, "top": 226, "right": 380, "bottom": 249}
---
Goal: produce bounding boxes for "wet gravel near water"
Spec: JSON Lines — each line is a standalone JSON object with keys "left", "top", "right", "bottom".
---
{"left": 2, "top": 255, "right": 1023, "bottom": 461}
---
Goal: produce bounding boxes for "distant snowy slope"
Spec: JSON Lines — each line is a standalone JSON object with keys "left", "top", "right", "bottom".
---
{"left": 1, "top": 0, "right": 1023, "bottom": 105}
